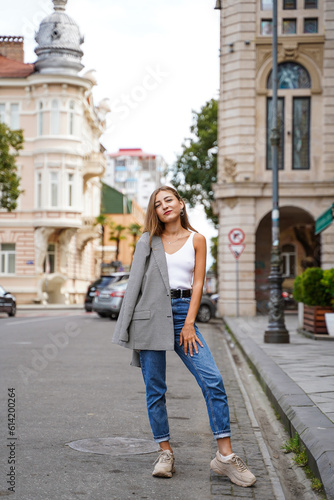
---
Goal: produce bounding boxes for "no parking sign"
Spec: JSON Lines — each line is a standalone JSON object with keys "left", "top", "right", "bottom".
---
{"left": 228, "top": 228, "right": 245, "bottom": 245}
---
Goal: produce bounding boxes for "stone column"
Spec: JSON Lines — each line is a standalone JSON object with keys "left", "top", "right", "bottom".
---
{"left": 34, "top": 227, "right": 55, "bottom": 274}
{"left": 59, "top": 228, "right": 77, "bottom": 275}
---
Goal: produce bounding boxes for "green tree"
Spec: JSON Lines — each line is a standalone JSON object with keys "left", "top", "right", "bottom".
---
{"left": 210, "top": 235, "right": 218, "bottom": 277}
{"left": 0, "top": 123, "right": 24, "bottom": 211}
{"left": 170, "top": 98, "right": 218, "bottom": 226}
{"left": 109, "top": 222, "right": 126, "bottom": 261}
{"left": 128, "top": 223, "right": 142, "bottom": 262}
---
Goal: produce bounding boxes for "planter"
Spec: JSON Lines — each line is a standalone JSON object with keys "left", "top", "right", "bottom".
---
{"left": 298, "top": 302, "right": 304, "bottom": 329}
{"left": 325, "top": 313, "right": 334, "bottom": 336}
{"left": 303, "top": 305, "right": 334, "bottom": 334}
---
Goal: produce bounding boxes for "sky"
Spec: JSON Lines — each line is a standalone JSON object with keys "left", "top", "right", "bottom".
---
{"left": 1, "top": 0, "right": 220, "bottom": 260}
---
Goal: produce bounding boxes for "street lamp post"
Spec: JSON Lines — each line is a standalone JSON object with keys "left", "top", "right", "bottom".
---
{"left": 264, "top": 0, "right": 289, "bottom": 343}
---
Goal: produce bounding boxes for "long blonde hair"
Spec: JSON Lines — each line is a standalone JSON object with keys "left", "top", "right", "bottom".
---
{"left": 143, "top": 186, "right": 197, "bottom": 245}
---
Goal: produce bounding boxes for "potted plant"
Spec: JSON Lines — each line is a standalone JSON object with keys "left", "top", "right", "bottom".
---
{"left": 321, "top": 269, "right": 334, "bottom": 336}
{"left": 293, "top": 267, "right": 333, "bottom": 335}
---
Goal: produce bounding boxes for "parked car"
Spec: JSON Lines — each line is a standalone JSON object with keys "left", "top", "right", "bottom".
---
{"left": 93, "top": 277, "right": 217, "bottom": 323}
{"left": 197, "top": 294, "right": 217, "bottom": 323}
{"left": 0, "top": 285, "right": 16, "bottom": 317}
{"left": 92, "top": 279, "right": 129, "bottom": 319}
{"left": 84, "top": 272, "right": 130, "bottom": 312}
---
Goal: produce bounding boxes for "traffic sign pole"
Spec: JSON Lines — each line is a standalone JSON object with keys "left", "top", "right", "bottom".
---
{"left": 229, "top": 230, "right": 246, "bottom": 317}
{"left": 236, "top": 259, "right": 239, "bottom": 317}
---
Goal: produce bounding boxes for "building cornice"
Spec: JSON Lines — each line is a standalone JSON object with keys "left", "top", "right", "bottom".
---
{"left": 214, "top": 181, "right": 334, "bottom": 199}
{"left": 19, "top": 147, "right": 83, "bottom": 157}
{"left": 255, "top": 35, "right": 325, "bottom": 46}
{"left": 0, "top": 73, "right": 93, "bottom": 89}
{"left": 0, "top": 219, "right": 82, "bottom": 229}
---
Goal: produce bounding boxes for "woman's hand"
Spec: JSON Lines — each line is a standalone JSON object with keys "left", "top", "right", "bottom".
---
{"left": 179, "top": 323, "right": 203, "bottom": 356}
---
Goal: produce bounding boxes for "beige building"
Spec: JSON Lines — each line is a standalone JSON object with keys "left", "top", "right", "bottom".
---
{"left": 214, "top": 0, "right": 334, "bottom": 316}
{"left": 0, "top": 0, "right": 109, "bottom": 304}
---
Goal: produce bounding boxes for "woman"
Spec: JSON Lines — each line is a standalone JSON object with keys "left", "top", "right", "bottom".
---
{"left": 112, "top": 186, "right": 256, "bottom": 487}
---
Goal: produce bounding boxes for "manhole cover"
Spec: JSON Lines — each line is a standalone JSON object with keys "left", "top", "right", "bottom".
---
{"left": 66, "top": 437, "right": 160, "bottom": 456}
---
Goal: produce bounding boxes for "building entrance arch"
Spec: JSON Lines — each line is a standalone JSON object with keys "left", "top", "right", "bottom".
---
{"left": 255, "top": 206, "right": 319, "bottom": 313}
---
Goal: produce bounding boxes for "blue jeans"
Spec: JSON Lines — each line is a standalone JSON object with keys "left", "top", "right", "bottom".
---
{"left": 139, "top": 298, "right": 231, "bottom": 443}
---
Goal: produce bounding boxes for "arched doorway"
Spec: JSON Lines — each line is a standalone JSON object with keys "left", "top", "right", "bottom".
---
{"left": 255, "top": 206, "right": 319, "bottom": 313}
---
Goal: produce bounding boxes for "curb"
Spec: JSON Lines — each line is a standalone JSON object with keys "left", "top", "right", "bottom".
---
{"left": 17, "top": 304, "right": 84, "bottom": 310}
{"left": 223, "top": 316, "right": 334, "bottom": 500}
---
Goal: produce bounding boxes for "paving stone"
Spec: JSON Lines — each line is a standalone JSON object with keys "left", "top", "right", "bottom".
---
{"left": 208, "top": 326, "right": 276, "bottom": 499}
{"left": 225, "top": 314, "right": 334, "bottom": 500}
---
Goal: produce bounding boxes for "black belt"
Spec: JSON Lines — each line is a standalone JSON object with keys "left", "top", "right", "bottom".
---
{"left": 170, "top": 289, "right": 192, "bottom": 299}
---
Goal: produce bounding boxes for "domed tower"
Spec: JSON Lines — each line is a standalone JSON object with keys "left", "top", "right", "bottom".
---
{"left": 34, "top": 0, "right": 84, "bottom": 74}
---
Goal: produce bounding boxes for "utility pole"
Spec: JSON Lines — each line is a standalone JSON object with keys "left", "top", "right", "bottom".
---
{"left": 264, "top": 0, "right": 289, "bottom": 343}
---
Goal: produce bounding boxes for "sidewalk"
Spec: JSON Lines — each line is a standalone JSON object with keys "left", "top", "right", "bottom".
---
{"left": 224, "top": 314, "right": 334, "bottom": 500}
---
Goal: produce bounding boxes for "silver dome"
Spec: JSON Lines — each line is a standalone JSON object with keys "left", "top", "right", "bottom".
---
{"left": 34, "top": 0, "right": 84, "bottom": 75}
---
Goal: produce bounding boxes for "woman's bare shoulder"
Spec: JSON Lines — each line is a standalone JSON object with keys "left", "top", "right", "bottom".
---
{"left": 193, "top": 232, "right": 206, "bottom": 247}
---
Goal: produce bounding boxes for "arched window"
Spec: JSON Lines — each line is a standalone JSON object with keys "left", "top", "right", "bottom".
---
{"left": 69, "top": 100, "right": 75, "bottom": 135}
{"left": 282, "top": 244, "right": 296, "bottom": 277}
{"left": 38, "top": 101, "right": 44, "bottom": 136}
{"left": 267, "top": 62, "right": 311, "bottom": 89}
{"left": 50, "top": 99, "right": 60, "bottom": 135}
{"left": 266, "top": 62, "right": 311, "bottom": 170}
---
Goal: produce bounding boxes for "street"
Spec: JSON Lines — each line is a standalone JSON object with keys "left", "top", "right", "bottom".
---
{"left": 0, "top": 310, "right": 321, "bottom": 500}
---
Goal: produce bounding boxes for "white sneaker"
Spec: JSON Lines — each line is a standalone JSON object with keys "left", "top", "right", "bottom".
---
{"left": 210, "top": 452, "right": 256, "bottom": 487}
{"left": 152, "top": 449, "right": 175, "bottom": 478}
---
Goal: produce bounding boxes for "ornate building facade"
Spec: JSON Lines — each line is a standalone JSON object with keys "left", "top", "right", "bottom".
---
{"left": 0, "top": 0, "right": 109, "bottom": 304}
{"left": 214, "top": 0, "right": 334, "bottom": 316}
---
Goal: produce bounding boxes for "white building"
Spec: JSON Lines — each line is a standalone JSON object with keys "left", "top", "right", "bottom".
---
{"left": 0, "top": 0, "right": 109, "bottom": 304}
{"left": 105, "top": 148, "right": 166, "bottom": 209}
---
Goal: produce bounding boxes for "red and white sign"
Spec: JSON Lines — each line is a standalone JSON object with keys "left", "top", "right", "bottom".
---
{"left": 228, "top": 228, "right": 245, "bottom": 245}
{"left": 229, "top": 244, "right": 245, "bottom": 260}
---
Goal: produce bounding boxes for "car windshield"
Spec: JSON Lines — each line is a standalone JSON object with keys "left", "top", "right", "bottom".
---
{"left": 106, "top": 279, "right": 128, "bottom": 290}
{"left": 91, "top": 276, "right": 115, "bottom": 288}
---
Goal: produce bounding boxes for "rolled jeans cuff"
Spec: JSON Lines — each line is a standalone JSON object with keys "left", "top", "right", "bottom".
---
{"left": 214, "top": 432, "right": 231, "bottom": 440}
{"left": 154, "top": 434, "right": 170, "bottom": 444}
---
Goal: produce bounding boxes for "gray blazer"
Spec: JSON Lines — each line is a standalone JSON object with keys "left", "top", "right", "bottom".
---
{"left": 112, "top": 232, "right": 174, "bottom": 367}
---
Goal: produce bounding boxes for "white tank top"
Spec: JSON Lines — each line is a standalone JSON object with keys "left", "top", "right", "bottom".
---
{"left": 165, "top": 232, "right": 195, "bottom": 290}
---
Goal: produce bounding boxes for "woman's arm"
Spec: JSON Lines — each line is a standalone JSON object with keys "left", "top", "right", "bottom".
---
{"left": 179, "top": 233, "right": 207, "bottom": 356}
{"left": 113, "top": 233, "right": 151, "bottom": 343}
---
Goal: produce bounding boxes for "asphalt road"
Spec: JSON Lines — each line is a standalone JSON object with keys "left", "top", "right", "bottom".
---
{"left": 0, "top": 310, "right": 320, "bottom": 500}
